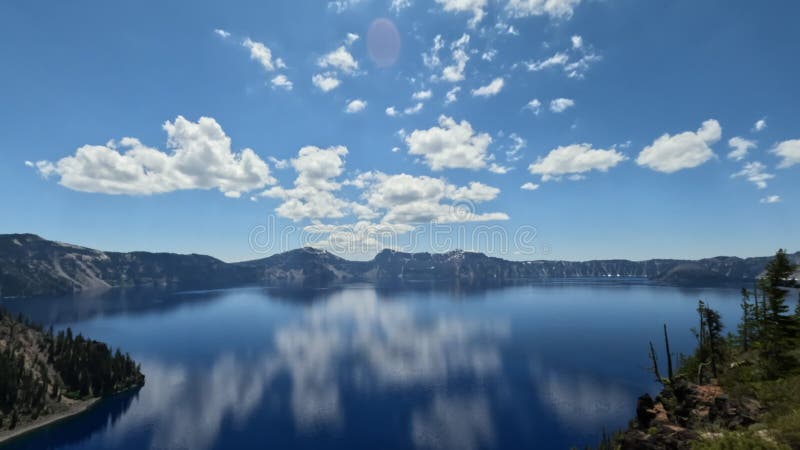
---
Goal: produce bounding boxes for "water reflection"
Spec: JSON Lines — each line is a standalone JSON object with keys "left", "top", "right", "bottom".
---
{"left": 269, "top": 290, "right": 508, "bottom": 431}
{"left": 5, "top": 389, "right": 140, "bottom": 450}
{"left": 1, "top": 284, "right": 743, "bottom": 449}
{"left": 529, "top": 359, "right": 637, "bottom": 433}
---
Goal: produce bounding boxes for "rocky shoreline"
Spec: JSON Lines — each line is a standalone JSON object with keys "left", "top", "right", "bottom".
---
{"left": 617, "top": 379, "right": 764, "bottom": 449}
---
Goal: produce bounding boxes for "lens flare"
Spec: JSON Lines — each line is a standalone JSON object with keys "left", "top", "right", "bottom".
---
{"left": 367, "top": 18, "right": 401, "bottom": 68}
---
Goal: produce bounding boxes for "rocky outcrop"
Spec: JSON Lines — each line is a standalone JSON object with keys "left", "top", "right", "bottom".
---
{"left": 619, "top": 380, "right": 763, "bottom": 450}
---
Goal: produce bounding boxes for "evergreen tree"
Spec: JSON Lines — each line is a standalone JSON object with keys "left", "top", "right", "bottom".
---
{"left": 758, "top": 249, "right": 799, "bottom": 378}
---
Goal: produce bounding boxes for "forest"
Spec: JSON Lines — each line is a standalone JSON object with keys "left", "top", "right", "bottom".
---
{"left": 595, "top": 249, "right": 800, "bottom": 449}
{"left": 0, "top": 310, "right": 144, "bottom": 431}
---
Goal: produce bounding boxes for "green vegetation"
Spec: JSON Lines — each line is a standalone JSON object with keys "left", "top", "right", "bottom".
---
{"left": 0, "top": 309, "right": 144, "bottom": 431}
{"left": 596, "top": 249, "right": 800, "bottom": 449}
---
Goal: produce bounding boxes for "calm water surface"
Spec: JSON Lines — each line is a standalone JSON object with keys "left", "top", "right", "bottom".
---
{"left": 0, "top": 283, "right": 743, "bottom": 450}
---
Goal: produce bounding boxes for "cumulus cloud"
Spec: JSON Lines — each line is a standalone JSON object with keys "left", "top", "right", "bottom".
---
{"left": 404, "top": 102, "right": 424, "bottom": 115}
{"left": 549, "top": 98, "right": 574, "bottom": 113}
{"left": 242, "top": 38, "right": 285, "bottom": 72}
{"left": 471, "top": 78, "right": 504, "bottom": 97}
{"left": 753, "top": 118, "right": 767, "bottom": 132}
{"left": 771, "top": 139, "right": 800, "bottom": 168}
{"left": 445, "top": 86, "right": 461, "bottom": 105}
{"left": 345, "top": 99, "right": 367, "bottom": 113}
{"left": 481, "top": 49, "right": 497, "bottom": 61}
{"left": 412, "top": 89, "right": 433, "bottom": 101}
{"left": 271, "top": 74, "right": 293, "bottom": 91}
{"left": 529, "top": 143, "right": 627, "bottom": 182}
{"left": 32, "top": 116, "right": 276, "bottom": 198}
{"left": 356, "top": 172, "right": 507, "bottom": 223}
{"left": 386, "top": 106, "right": 400, "bottom": 117}
{"left": 312, "top": 73, "right": 342, "bottom": 92}
{"left": 405, "top": 116, "right": 493, "bottom": 171}
{"left": 439, "top": 34, "right": 471, "bottom": 83}
{"left": 525, "top": 52, "right": 569, "bottom": 72}
{"left": 506, "top": 0, "right": 582, "bottom": 19}
{"left": 434, "top": 0, "right": 487, "bottom": 28}
{"left": 317, "top": 46, "right": 359, "bottom": 74}
{"left": 213, "top": 29, "right": 231, "bottom": 39}
{"left": 521, "top": 182, "right": 540, "bottom": 191}
{"left": 732, "top": 161, "right": 774, "bottom": 189}
{"left": 423, "top": 35, "right": 445, "bottom": 68}
{"left": 571, "top": 35, "right": 583, "bottom": 49}
{"left": 345, "top": 32, "right": 360, "bottom": 46}
{"left": 727, "top": 137, "right": 755, "bottom": 161}
{"left": 525, "top": 99, "right": 542, "bottom": 115}
{"left": 260, "top": 146, "right": 355, "bottom": 221}
{"left": 636, "top": 120, "right": 721, "bottom": 173}
{"left": 760, "top": 195, "right": 781, "bottom": 204}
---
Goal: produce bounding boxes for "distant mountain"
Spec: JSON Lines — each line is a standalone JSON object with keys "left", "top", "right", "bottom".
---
{"left": 1, "top": 234, "right": 798, "bottom": 298}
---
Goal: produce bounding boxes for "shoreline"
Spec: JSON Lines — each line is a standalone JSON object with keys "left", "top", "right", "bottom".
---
{"left": 0, "top": 397, "right": 99, "bottom": 444}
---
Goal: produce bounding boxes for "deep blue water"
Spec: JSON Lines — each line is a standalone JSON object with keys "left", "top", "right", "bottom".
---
{"left": 0, "top": 282, "right": 745, "bottom": 450}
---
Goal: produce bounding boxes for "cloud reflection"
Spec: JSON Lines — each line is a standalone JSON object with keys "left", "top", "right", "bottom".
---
{"left": 103, "top": 289, "right": 509, "bottom": 449}
{"left": 529, "top": 359, "right": 635, "bottom": 433}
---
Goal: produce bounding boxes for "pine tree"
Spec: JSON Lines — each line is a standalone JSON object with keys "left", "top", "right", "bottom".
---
{"left": 758, "top": 249, "right": 799, "bottom": 378}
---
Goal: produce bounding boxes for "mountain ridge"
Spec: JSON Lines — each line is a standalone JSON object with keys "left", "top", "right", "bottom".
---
{"left": 1, "top": 234, "right": 798, "bottom": 298}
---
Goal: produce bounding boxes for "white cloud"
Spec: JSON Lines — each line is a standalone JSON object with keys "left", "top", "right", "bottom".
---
{"left": 271, "top": 74, "right": 293, "bottom": 91}
{"left": 242, "top": 38, "right": 283, "bottom": 72}
{"left": 317, "top": 46, "right": 359, "bottom": 74}
{"left": 525, "top": 99, "right": 542, "bottom": 115}
{"left": 412, "top": 89, "right": 433, "bottom": 101}
{"left": 345, "top": 99, "right": 367, "bottom": 113}
{"left": 328, "top": 0, "right": 364, "bottom": 13}
{"left": 529, "top": 143, "right": 627, "bottom": 181}
{"left": 213, "top": 29, "right": 231, "bottom": 39}
{"left": 439, "top": 34, "right": 470, "bottom": 83}
{"left": 522, "top": 44, "right": 600, "bottom": 79}
{"left": 312, "top": 73, "right": 342, "bottom": 92}
{"left": 423, "top": 35, "right": 445, "bottom": 68}
{"left": 488, "top": 163, "right": 510, "bottom": 174}
{"left": 524, "top": 52, "right": 569, "bottom": 72}
{"left": 636, "top": 119, "right": 721, "bottom": 173}
{"left": 521, "top": 182, "right": 540, "bottom": 191}
{"left": 33, "top": 116, "right": 276, "bottom": 198}
{"left": 386, "top": 106, "right": 400, "bottom": 117}
{"left": 357, "top": 172, "right": 507, "bottom": 223}
{"left": 760, "top": 195, "right": 781, "bottom": 204}
{"left": 445, "top": 86, "right": 462, "bottom": 105}
{"left": 732, "top": 161, "right": 774, "bottom": 189}
{"left": 727, "top": 137, "right": 755, "bottom": 161}
{"left": 471, "top": 78, "right": 504, "bottom": 97}
{"left": 404, "top": 102, "right": 424, "bottom": 115}
{"left": 549, "top": 98, "right": 574, "bottom": 113}
{"left": 345, "top": 33, "right": 360, "bottom": 46}
{"left": 405, "top": 116, "right": 493, "bottom": 171}
{"left": 434, "top": 0, "right": 487, "bottom": 28}
{"left": 391, "top": 0, "right": 413, "bottom": 12}
{"left": 753, "top": 118, "right": 767, "bottom": 132}
{"left": 506, "top": 0, "right": 582, "bottom": 19}
{"left": 505, "top": 133, "right": 526, "bottom": 161}
{"left": 481, "top": 49, "right": 497, "bottom": 61}
{"left": 771, "top": 139, "right": 800, "bottom": 168}
{"left": 268, "top": 156, "right": 289, "bottom": 169}
{"left": 260, "top": 146, "right": 355, "bottom": 221}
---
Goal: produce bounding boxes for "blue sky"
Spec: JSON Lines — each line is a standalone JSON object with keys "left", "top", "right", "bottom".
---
{"left": 0, "top": 0, "right": 798, "bottom": 262}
